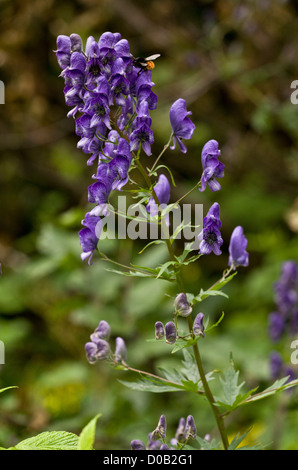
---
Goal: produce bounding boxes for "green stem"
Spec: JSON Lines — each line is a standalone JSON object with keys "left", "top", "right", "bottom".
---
{"left": 135, "top": 158, "right": 229, "bottom": 450}
{"left": 148, "top": 133, "right": 173, "bottom": 176}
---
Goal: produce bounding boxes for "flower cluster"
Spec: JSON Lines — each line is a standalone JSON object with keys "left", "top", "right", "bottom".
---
{"left": 55, "top": 32, "right": 196, "bottom": 265}
{"left": 268, "top": 261, "right": 298, "bottom": 381}
{"left": 155, "top": 312, "right": 205, "bottom": 344}
{"left": 130, "top": 414, "right": 196, "bottom": 450}
{"left": 85, "top": 320, "right": 127, "bottom": 365}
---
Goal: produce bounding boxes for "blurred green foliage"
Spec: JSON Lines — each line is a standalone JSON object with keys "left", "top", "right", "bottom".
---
{"left": 0, "top": 0, "right": 297, "bottom": 450}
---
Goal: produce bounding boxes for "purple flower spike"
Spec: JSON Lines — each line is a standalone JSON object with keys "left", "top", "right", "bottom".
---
{"left": 169, "top": 98, "right": 195, "bottom": 153}
{"left": 193, "top": 313, "right": 205, "bottom": 337}
{"left": 198, "top": 202, "right": 223, "bottom": 256}
{"left": 174, "top": 293, "right": 192, "bottom": 317}
{"left": 199, "top": 139, "right": 225, "bottom": 192}
{"left": 165, "top": 321, "right": 177, "bottom": 344}
{"left": 131, "top": 440, "right": 146, "bottom": 450}
{"left": 228, "top": 226, "right": 249, "bottom": 269}
{"left": 114, "top": 337, "right": 127, "bottom": 363}
{"left": 155, "top": 321, "right": 165, "bottom": 340}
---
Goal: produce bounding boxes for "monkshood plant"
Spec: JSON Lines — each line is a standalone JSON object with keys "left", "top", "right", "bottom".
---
{"left": 54, "top": 31, "right": 298, "bottom": 451}
{"left": 2, "top": 31, "right": 297, "bottom": 452}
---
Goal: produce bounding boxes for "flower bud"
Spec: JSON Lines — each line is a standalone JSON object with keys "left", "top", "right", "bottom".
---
{"left": 175, "top": 417, "right": 187, "bottom": 443}
{"left": 131, "top": 439, "right": 146, "bottom": 450}
{"left": 85, "top": 339, "right": 110, "bottom": 364}
{"left": 151, "top": 414, "right": 167, "bottom": 440}
{"left": 70, "top": 33, "right": 83, "bottom": 52}
{"left": 185, "top": 415, "right": 197, "bottom": 439}
{"left": 165, "top": 321, "right": 177, "bottom": 344}
{"left": 174, "top": 293, "right": 192, "bottom": 317}
{"left": 90, "top": 320, "right": 111, "bottom": 342}
{"left": 114, "top": 337, "right": 127, "bottom": 363}
{"left": 155, "top": 321, "right": 165, "bottom": 340}
{"left": 193, "top": 313, "right": 205, "bottom": 337}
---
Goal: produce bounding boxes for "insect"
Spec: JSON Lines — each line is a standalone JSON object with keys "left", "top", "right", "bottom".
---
{"left": 132, "top": 54, "right": 161, "bottom": 73}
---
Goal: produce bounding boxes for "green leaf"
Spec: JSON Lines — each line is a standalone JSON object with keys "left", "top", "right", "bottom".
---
{"left": 218, "top": 358, "right": 245, "bottom": 407}
{"left": 13, "top": 431, "right": 79, "bottom": 451}
{"left": 192, "top": 288, "right": 229, "bottom": 305}
{"left": 138, "top": 240, "right": 165, "bottom": 254}
{"left": 243, "top": 377, "right": 298, "bottom": 404}
{"left": 228, "top": 429, "right": 252, "bottom": 450}
{"left": 210, "top": 271, "right": 237, "bottom": 292}
{"left": 78, "top": 414, "right": 101, "bottom": 450}
{"left": 118, "top": 376, "right": 185, "bottom": 393}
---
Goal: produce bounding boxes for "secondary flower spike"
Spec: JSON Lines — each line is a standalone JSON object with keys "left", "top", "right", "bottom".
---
{"left": 169, "top": 98, "right": 195, "bottom": 153}
{"left": 199, "top": 139, "right": 224, "bottom": 192}
{"left": 228, "top": 225, "right": 249, "bottom": 269}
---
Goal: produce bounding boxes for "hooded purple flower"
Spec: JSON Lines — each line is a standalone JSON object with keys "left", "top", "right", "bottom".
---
{"left": 85, "top": 339, "right": 110, "bottom": 364}
{"left": 155, "top": 321, "right": 165, "bottom": 340}
{"left": 165, "top": 321, "right": 177, "bottom": 344}
{"left": 114, "top": 337, "right": 127, "bottom": 363}
{"left": 228, "top": 225, "right": 249, "bottom": 269}
{"left": 169, "top": 98, "right": 195, "bottom": 153}
{"left": 146, "top": 174, "right": 171, "bottom": 226}
{"left": 193, "top": 313, "right": 205, "bottom": 337}
{"left": 78, "top": 212, "right": 102, "bottom": 264}
{"left": 174, "top": 293, "right": 192, "bottom": 317}
{"left": 198, "top": 202, "right": 223, "bottom": 256}
{"left": 199, "top": 139, "right": 225, "bottom": 192}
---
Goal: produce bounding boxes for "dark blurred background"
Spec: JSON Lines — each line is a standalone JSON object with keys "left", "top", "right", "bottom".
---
{"left": 0, "top": 0, "right": 297, "bottom": 450}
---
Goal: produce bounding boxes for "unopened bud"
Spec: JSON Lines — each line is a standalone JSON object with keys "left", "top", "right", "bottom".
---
{"left": 175, "top": 417, "right": 187, "bottom": 443}
{"left": 185, "top": 415, "right": 197, "bottom": 439}
{"left": 193, "top": 313, "right": 205, "bottom": 337}
{"left": 155, "top": 321, "right": 165, "bottom": 340}
{"left": 174, "top": 293, "right": 192, "bottom": 317}
{"left": 151, "top": 414, "right": 167, "bottom": 440}
{"left": 70, "top": 33, "right": 83, "bottom": 52}
{"left": 90, "top": 320, "right": 111, "bottom": 342}
{"left": 165, "top": 321, "right": 177, "bottom": 344}
{"left": 131, "top": 439, "right": 146, "bottom": 450}
{"left": 85, "top": 339, "right": 110, "bottom": 364}
{"left": 114, "top": 337, "right": 127, "bottom": 363}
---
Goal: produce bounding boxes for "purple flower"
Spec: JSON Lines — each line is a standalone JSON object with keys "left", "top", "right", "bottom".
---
{"left": 78, "top": 212, "right": 102, "bottom": 264}
{"left": 193, "top": 313, "right": 205, "bottom": 337}
{"left": 151, "top": 415, "right": 167, "bottom": 440}
{"left": 131, "top": 440, "right": 146, "bottom": 450}
{"left": 228, "top": 226, "right": 249, "bottom": 269}
{"left": 165, "top": 321, "right": 177, "bottom": 344}
{"left": 155, "top": 321, "right": 165, "bottom": 340}
{"left": 185, "top": 415, "right": 197, "bottom": 439}
{"left": 199, "top": 139, "right": 225, "bottom": 192}
{"left": 90, "top": 320, "right": 111, "bottom": 342}
{"left": 198, "top": 202, "right": 223, "bottom": 256}
{"left": 268, "top": 312, "right": 285, "bottom": 342}
{"left": 55, "top": 35, "right": 71, "bottom": 70}
{"left": 85, "top": 339, "right": 110, "bottom": 364}
{"left": 114, "top": 337, "right": 127, "bottom": 363}
{"left": 174, "top": 293, "right": 192, "bottom": 317}
{"left": 146, "top": 174, "right": 171, "bottom": 226}
{"left": 175, "top": 417, "right": 187, "bottom": 443}
{"left": 169, "top": 98, "right": 195, "bottom": 153}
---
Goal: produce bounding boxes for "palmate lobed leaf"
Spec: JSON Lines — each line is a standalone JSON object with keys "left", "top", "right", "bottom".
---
{"left": 10, "top": 431, "right": 79, "bottom": 451}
